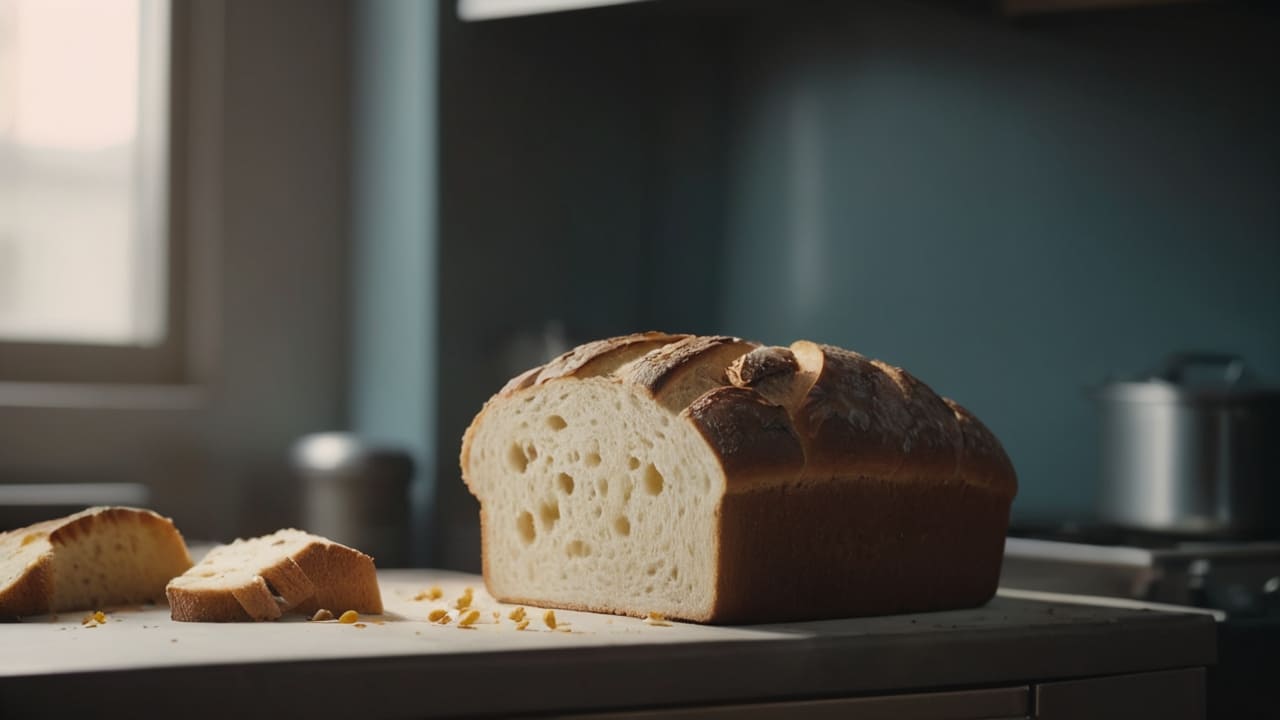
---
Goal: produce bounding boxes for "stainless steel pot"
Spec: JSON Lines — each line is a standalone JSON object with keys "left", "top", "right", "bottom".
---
{"left": 1095, "top": 353, "right": 1280, "bottom": 538}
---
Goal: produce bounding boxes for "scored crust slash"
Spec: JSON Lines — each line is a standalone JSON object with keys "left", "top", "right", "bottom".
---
{"left": 461, "top": 332, "right": 1017, "bottom": 624}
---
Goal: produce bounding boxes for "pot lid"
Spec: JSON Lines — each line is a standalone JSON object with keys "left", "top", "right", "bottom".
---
{"left": 1095, "top": 352, "right": 1280, "bottom": 404}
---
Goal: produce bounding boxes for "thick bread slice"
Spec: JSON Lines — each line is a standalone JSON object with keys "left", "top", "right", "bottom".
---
{"left": 462, "top": 333, "right": 1017, "bottom": 624}
{"left": 0, "top": 507, "right": 193, "bottom": 620}
{"left": 166, "top": 529, "right": 382, "bottom": 622}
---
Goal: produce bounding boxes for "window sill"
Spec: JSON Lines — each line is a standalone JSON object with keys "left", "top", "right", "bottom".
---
{"left": 0, "top": 382, "right": 206, "bottom": 411}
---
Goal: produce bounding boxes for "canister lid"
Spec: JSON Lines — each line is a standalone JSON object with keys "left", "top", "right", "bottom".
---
{"left": 1094, "top": 353, "right": 1280, "bottom": 404}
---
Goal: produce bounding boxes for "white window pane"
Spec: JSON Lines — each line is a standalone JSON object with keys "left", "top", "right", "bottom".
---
{"left": 0, "top": 0, "right": 168, "bottom": 346}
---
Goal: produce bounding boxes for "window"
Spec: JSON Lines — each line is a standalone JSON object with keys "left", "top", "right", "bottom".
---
{"left": 0, "top": 0, "right": 177, "bottom": 383}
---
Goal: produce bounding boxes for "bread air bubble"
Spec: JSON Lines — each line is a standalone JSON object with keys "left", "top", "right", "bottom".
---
{"left": 516, "top": 511, "right": 536, "bottom": 545}
{"left": 538, "top": 499, "right": 560, "bottom": 531}
{"left": 507, "top": 443, "right": 529, "bottom": 473}
{"left": 643, "top": 464, "right": 664, "bottom": 495}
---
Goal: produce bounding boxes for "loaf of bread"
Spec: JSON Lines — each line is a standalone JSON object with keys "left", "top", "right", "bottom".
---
{"left": 166, "top": 529, "right": 382, "bottom": 621}
{"left": 461, "top": 333, "right": 1017, "bottom": 624}
{"left": 0, "top": 507, "right": 193, "bottom": 619}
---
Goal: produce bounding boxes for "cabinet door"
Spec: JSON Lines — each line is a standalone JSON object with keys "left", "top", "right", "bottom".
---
{"left": 1035, "top": 668, "right": 1204, "bottom": 720}
{"left": 559, "top": 686, "right": 1029, "bottom": 719}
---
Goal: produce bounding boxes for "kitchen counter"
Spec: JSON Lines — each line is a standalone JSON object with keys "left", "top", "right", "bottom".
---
{"left": 1, "top": 570, "right": 1215, "bottom": 719}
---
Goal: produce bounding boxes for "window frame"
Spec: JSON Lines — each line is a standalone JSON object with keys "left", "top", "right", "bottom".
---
{"left": 0, "top": 0, "right": 190, "bottom": 386}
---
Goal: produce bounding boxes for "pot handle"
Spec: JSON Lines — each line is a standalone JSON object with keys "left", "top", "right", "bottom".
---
{"left": 1156, "top": 352, "right": 1247, "bottom": 386}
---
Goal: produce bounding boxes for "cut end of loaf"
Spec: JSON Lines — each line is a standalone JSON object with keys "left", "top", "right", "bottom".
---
{"left": 467, "top": 378, "right": 724, "bottom": 621}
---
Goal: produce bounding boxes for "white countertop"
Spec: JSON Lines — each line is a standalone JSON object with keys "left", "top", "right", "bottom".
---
{"left": 2, "top": 569, "right": 1217, "bottom": 719}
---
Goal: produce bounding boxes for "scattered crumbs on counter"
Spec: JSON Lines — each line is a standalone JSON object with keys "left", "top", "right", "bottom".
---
{"left": 353, "top": 623, "right": 367, "bottom": 629}
{"left": 338, "top": 610, "right": 360, "bottom": 624}
{"left": 414, "top": 631, "right": 421, "bottom": 636}
{"left": 515, "top": 619, "right": 530, "bottom": 631}
{"left": 643, "top": 612, "right": 670, "bottom": 627}
{"left": 412, "top": 586, "right": 444, "bottom": 601}
{"left": 81, "top": 610, "right": 108, "bottom": 627}
{"left": 374, "top": 620, "right": 386, "bottom": 626}
{"left": 312, "top": 609, "right": 335, "bottom": 622}
{"left": 170, "top": 638, "right": 178, "bottom": 643}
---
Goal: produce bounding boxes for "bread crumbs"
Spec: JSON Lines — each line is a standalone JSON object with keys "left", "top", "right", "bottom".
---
{"left": 81, "top": 610, "right": 107, "bottom": 626}
{"left": 413, "top": 587, "right": 444, "bottom": 601}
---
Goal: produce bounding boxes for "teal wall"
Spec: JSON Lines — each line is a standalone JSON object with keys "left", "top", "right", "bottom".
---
{"left": 718, "top": 2, "right": 1280, "bottom": 521}
{"left": 357, "top": 0, "right": 1279, "bottom": 566}
{"left": 351, "top": 0, "right": 437, "bottom": 563}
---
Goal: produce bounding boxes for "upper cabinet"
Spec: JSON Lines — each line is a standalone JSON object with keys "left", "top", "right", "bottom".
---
{"left": 1002, "top": 0, "right": 1204, "bottom": 15}
{"left": 459, "top": 0, "right": 1210, "bottom": 21}
{"left": 458, "top": 0, "right": 649, "bottom": 21}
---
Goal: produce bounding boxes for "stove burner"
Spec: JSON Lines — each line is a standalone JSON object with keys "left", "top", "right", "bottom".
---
{"left": 1002, "top": 528, "right": 1280, "bottom": 618}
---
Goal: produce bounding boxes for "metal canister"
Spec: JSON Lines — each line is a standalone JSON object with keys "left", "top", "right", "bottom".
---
{"left": 1095, "top": 354, "right": 1280, "bottom": 538}
{"left": 292, "top": 433, "right": 413, "bottom": 566}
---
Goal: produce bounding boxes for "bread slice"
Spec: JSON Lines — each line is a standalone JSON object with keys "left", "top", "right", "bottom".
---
{"left": 0, "top": 506, "right": 193, "bottom": 620}
{"left": 166, "top": 529, "right": 382, "bottom": 621}
{"left": 461, "top": 333, "right": 1017, "bottom": 624}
